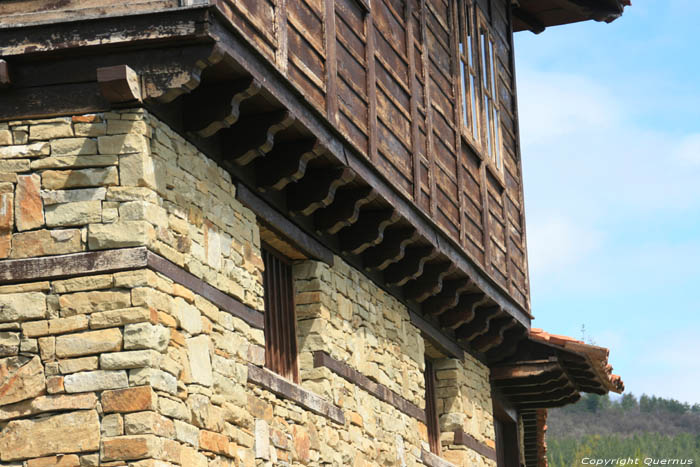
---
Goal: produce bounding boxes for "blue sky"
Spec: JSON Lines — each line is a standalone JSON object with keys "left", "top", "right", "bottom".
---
{"left": 514, "top": 1, "right": 700, "bottom": 404}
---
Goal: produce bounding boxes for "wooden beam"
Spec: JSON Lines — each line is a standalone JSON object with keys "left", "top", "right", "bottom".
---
{"left": 287, "top": 167, "right": 355, "bottom": 216}
{"left": 362, "top": 227, "right": 418, "bottom": 271}
{"left": 421, "top": 279, "right": 472, "bottom": 316}
{"left": 453, "top": 428, "right": 497, "bottom": 461}
{"left": 96, "top": 65, "right": 142, "bottom": 105}
{"left": 226, "top": 110, "right": 295, "bottom": 165}
{"left": 439, "top": 293, "right": 486, "bottom": 329}
{"left": 404, "top": 262, "right": 454, "bottom": 303}
{"left": 0, "top": 59, "right": 10, "bottom": 88}
{"left": 384, "top": 246, "right": 437, "bottom": 287}
{"left": 183, "top": 78, "right": 261, "bottom": 137}
{"left": 256, "top": 139, "right": 325, "bottom": 191}
{"left": 512, "top": 7, "right": 546, "bottom": 34}
{"left": 491, "top": 362, "right": 560, "bottom": 381}
{"left": 315, "top": 186, "right": 377, "bottom": 234}
{"left": 472, "top": 317, "right": 517, "bottom": 352}
{"left": 455, "top": 305, "right": 501, "bottom": 341}
{"left": 235, "top": 182, "right": 334, "bottom": 265}
{"left": 408, "top": 310, "right": 464, "bottom": 360}
{"left": 338, "top": 209, "right": 400, "bottom": 255}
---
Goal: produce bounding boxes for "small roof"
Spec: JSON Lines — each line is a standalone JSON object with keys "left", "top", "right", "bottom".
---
{"left": 530, "top": 328, "right": 624, "bottom": 393}
{"left": 513, "top": 0, "right": 630, "bottom": 34}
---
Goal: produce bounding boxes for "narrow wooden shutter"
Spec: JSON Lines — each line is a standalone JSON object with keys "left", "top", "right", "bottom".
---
{"left": 262, "top": 247, "right": 299, "bottom": 383}
{"left": 425, "top": 359, "right": 441, "bottom": 454}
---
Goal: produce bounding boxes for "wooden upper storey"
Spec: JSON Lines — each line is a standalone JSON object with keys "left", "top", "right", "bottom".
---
{"left": 0, "top": 0, "right": 530, "bottom": 323}
{"left": 215, "top": 0, "right": 532, "bottom": 310}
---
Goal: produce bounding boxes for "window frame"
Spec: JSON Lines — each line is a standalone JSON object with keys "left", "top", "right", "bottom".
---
{"left": 261, "top": 244, "right": 300, "bottom": 384}
{"left": 457, "top": 1, "right": 504, "bottom": 176}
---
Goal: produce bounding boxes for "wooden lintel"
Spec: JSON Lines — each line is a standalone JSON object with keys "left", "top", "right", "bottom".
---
{"left": 512, "top": 7, "right": 546, "bottom": 34}
{"left": 235, "top": 182, "right": 334, "bottom": 265}
{"left": 97, "top": 64, "right": 142, "bottom": 105}
{"left": 408, "top": 310, "right": 464, "bottom": 360}
{"left": 0, "top": 60, "right": 10, "bottom": 88}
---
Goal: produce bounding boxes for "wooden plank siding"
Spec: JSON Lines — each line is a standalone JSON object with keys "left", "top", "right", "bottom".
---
{"left": 0, "top": 0, "right": 529, "bottom": 309}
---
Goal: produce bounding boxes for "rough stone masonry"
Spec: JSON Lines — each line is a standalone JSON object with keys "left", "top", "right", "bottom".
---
{"left": 0, "top": 111, "right": 496, "bottom": 466}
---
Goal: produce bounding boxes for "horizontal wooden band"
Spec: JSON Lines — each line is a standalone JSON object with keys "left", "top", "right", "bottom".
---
{"left": 247, "top": 364, "right": 345, "bottom": 425}
{"left": 312, "top": 350, "right": 426, "bottom": 423}
{"left": 0, "top": 247, "right": 264, "bottom": 329}
{"left": 408, "top": 310, "right": 464, "bottom": 360}
{"left": 453, "top": 428, "right": 497, "bottom": 461}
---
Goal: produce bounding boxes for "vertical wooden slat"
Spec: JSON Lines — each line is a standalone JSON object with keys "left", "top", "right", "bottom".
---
{"left": 449, "top": 0, "right": 467, "bottom": 247}
{"left": 275, "top": 0, "right": 288, "bottom": 74}
{"left": 420, "top": 0, "right": 437, "bottom": 217}
{"left": 425, "top": 359, "right": 440, "bottom": 455}
{"left": 406, "top": 0, "right": 421, "bottom": 202}
{"left": 367, "top": 5, "right": 378, "bottom": 162}
{"left": 325, "top": 0, "right": 338, "bottom": 123}
{"left": 479, "top": 163, "right": 492, "bottom": 274}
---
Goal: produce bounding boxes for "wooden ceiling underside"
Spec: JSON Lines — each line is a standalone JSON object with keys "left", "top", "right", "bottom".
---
{"left": 513, "top": 0, "right": 628, "bottom": 34}
{"left": 0, "top": 7, "right": 531, "bottom": 363}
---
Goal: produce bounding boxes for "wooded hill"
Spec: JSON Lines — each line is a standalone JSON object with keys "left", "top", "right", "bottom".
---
{"left": 546, "top": 393, "right": 700, "bottom": 465}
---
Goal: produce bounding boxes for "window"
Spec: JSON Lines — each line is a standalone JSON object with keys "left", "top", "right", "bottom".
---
{"left": 458, "top": 1, "right": 503, "bottom": 172}
{"left": 424, "top": 359, "right": 441, "bottom": 455}
{"left": 494, "top": 400, "right": 520, "bottom": 467}
{"left": 262, "top": 246, "right": 299, "bottom": 383}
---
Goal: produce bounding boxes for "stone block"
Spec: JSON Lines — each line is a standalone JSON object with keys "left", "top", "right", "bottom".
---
{"left": 100, "top": 435, "right": 162, "bottom": 462}
{"left": 88, "top": 221, "right": 153, "bottom": 249}
{"left": 55, "top": 328, "right": 123, "bottom": 358}
{"left": 22, "top": 320, "right": 49, "bottom": 338}
{"left": 128, "top": 368, "right": 177, "bottom": 395}
{"left": 50, "top": 138, "right": 98, "bottom": 155}
{"left": 175, "top": 297, "right": 202, "bottom": 335}
{"left": 124, "top": 323, "right": 170, "bottom": 352}
{"left": 186, "top": 335, "right": 212, "bottom": 387}
{"left": 41, "top": 187, "right": 106, "bottom": 206}
{"left": 0, "top": 332, "right": 20, "bottom": 357}
{"left": 199, "top": 430, "right": 229, "bottom": 455}
{"left": 52, "top": 275, "right": 113, "bottom": 294}
{"left": 89, "top": 307, "right": 157, "bottom": 330}
{"left": 48, "top": 315, "right": 89, "bottom": 335}
{"left": 38, "top": 336, "right": 56, "bottom": 361}
{"left": 59, "top": 290, "right": 131, "bottom": 316}
{"left": 63, "top": 370, "right": 128, "bottom": 393}
{"left": 74, "top": 122, "right": 107, "bottom": 137}
{"left": 106, "top": 186, "right": 158, "bottom": 203}
{"left": 158, "top": 396, "right": 190, "bottom": 421}
{"left": 0, "top": 159, "right": 30, "bottom": 172}
{"left": 10, "top": 229, "right": 82, "bottom": 259}
{"left": 0, "top": 142, "right": 50, "bottom": 159}
{"left": 45, "top": 201, "right": 102, "bottom": 227}
{"left": 100, "top": 350, "right": 160, "bottom": 370}
{"left": 174, "top": 420, "right": 199, "bottom": 448}
{"left": 0, "top": 292, "right": 47, "bottom": 322}
{"left": 0, "top": 355, "right": 45, "bottom": 406}
{"left": 124, "top": 411, "right": 175, "bottom": 438}
{"left": 29, "top": 121, "right": 73, "bottom": 140}
{"left": 31, "top": 155, "right": 118, "bottom": 170}
{"left": 57, "top": 356, "right": 98, "bottom": 374}
{"left": 45, "top": 376, "right": 64, "bottom": 394}
{"left": 102, "top": 413, "right": 124, "bottom": 437}
{"left": 0, "top": 410, "right": 99, "bottom": 461}
{"left": 98, "top": 134, "right": 148, "bottom": 155}
{"left": 102, "top": 386, "right": 157, "bottom": 413}
{"left": 15, "top": 174, "right": 44, "bottom": 231}
{"left": 0, "top": 393, "right": 96, "bottom": 421}
{"left": 26, "top": 454, "right": 81, "bottom": 467}
{"left": 42, "top": 167, "right": 118, "bottom": 189}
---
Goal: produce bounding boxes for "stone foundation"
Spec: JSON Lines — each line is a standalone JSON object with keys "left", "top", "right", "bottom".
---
{"left": 0, "top": 111, "right": 497, "bottom": 466}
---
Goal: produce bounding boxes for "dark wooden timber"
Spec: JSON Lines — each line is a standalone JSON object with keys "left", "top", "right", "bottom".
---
{"left": 338, "top": 209, "right": 400, "bottom": 255}
{"left": 256, "top": 140, "right": 324, "bottom": 192}
{"left": 146, "top": 251, "right": 264, "bottom": 329}
{"left": 0, "top": 247, "right": 265, "bottom": 329}
{"left": 247, "top": 364, "right": 345, "bottom": 425}
{"left": 0, "top": 59, "right": 10, "bottom": 88}
{"left": 235, "top": 183, "right": 334, "bottom": 265}
{"left": 453, "top": 428, "right": 498, "bottom": 461}
{"left": 0, "top": 247, "right": 148, "bottom": 284}
{"left": 96, "top": 65, "right": 142, "bottom": 105}
{"left": 313, "top": 350, "right": 427, "bottom": 422}
{"left": 408, "top": 310, "right": 464, "bottom": 360}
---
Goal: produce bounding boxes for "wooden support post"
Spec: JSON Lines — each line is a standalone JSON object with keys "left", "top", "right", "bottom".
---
{"left": 97, "top": 65, "right": 142, "bottom": 105}
{"left": 0, "top": 59, "right": 10, "bottom": 89}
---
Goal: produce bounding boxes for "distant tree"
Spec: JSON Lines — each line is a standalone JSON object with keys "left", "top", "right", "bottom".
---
{"left": 640, "top": 394, "right": 652, "bottom": 412}
{"left": 620, "top": 392, "right": 638, "bottom": 411}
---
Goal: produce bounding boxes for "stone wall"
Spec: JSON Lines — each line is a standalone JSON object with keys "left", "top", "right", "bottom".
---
{"left": 0, "top": 111, "right": 497, "bottom": 466}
